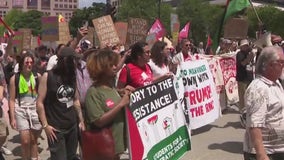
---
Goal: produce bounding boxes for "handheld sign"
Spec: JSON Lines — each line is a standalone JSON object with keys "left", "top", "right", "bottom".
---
{"left": 41, "top": 16, "right": 59, "bottom": 41}
{"left": 126, "top": 18, "right": 148, "bottom": 48}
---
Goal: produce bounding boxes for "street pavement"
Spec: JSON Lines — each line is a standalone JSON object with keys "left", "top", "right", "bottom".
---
{"left": 3, "top": 106, "right": 244, "bottom": 160}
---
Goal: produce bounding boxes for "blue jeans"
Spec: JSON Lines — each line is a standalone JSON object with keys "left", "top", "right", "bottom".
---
{"left": 48, "top": 124, "right": 78, "bottom": 160}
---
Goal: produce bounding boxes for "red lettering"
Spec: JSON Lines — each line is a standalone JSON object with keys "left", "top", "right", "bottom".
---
{"left": 189, "top": 106, "right": 204, "bottom": 118}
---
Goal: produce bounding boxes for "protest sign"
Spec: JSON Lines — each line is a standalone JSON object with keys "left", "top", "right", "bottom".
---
{"left": 126, "top": 17, "right": 148, "bottom": 48}
{"left": 224, "top": 18, "right": 248, "bottom": 39}
{"left": 41, "top": 16, "right": 59, "bottom": 41}
{"left": 92, "top": 15, "right": 120, "bottom": 48}
{"left": 146, "top": 33, "right": 157, "bottom": 49}
{"left": 171, "top": 13, "right": 180, "bottom": 46}
{"left": 18, "top": 28, "right": 32, "bottom": 50}
{"left": 58, "top": 21, "right": 71, "bottom": 45}
{"left": 114, "top": 22, "right": 128, "bottom": 45}
{"left": 179, "top": 60, "right": 220, "bottom": 129}
{"left": 127, "top": 77, "right": 191, "bottom": 160}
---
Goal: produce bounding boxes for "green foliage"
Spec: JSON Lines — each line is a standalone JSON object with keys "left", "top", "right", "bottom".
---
{"left": 247, "top": 5, "right": 284, "bottom": 38}
{"left": 69, "top": 3, "right": 106, "bottom": 36}
{"left": 14, "top": 10, "right": 44, "bottom": 35}
{"left": 117, "top": 0, "right": 173, "bottom": 35}
{"left": 0, "top": 9, "right": 23, "bottom": 35}
{"left": 177, "top": 0, "right": 223, "bottom": 45}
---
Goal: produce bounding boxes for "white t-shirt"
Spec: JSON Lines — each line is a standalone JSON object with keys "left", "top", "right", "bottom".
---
{"left": 148, "top": 59, "right": 169, "bottom": 78}
{"left": 46, "top": 55, "right": 58, "bottom": 71}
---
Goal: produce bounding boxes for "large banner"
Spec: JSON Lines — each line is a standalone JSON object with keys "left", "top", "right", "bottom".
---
{"left": 179, "top": 60, "right": 220, "bottom": 129}
{"left": 127, "top": 78, "right": 191, "bottom": 160}
{"left": 41, "top": 16, "right": 59, "bottom": 41}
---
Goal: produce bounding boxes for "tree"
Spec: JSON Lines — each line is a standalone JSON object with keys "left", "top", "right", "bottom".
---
{"left": 69, "top": 2, "right": 106, "bottom": 36}
{"left": 0, "top": 9, "right": 23, "bottom": 36}
{"left": 14, "top": 10, "right": 44, "bottom": 35}
{"left": 247, "top": 5, "right": 284, "bottom": 39}
{"left": 176, "top": 0, "right": 223, "bottom": 45}
{"left": 117, "top": 0, "right": 173, "bottom": 35}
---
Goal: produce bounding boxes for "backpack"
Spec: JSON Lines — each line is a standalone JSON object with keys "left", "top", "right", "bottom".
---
{"left": 14, "top": 71, "right": 39, "bottom": 106}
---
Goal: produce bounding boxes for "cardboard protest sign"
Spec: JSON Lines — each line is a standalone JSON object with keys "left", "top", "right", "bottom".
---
{"left": 41, "top": 16, "right": 59, "bottom": 41}
{"left": 114, "top": 22, "right": 128, "bottom": 45}
{"left": 92, "top": 15, "right": 120, "bottom": 48}
{"left": 126, "top": 18, "right": 148, "bottom": 48}
{"left": 178, "top": 60, "right": 220, "bottom": 129}
{"left": 224, "top": 18, "right": 248, "bottom": 39}
{"left": 127, "top": 77, "right": 191, "bottom": 160}
{"left": 58, "top": 21, "right": 71, "bottom": 45}
{"left": 18, "top": 28, "right": 32, "bottom": 50}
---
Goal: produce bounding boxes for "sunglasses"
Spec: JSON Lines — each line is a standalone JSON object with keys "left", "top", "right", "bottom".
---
{"left": 25, "top": 61, "right": 34, "bottom": 65}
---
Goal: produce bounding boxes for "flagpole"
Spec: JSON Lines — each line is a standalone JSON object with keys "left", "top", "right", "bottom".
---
{"left": 248, "top": 0, "right": 262, "bottom": 24}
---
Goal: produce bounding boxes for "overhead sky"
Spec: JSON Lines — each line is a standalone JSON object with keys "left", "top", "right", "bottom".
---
{"left": 79, "top": 0, "right": 106, "bottom": 8}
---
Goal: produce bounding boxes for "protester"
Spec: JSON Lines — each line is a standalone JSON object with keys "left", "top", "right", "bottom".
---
{"left": 236, "top": 39, "right": 255, "bottom": 127}
{"left": 243, "top": 46, "right": 284, "bottom": 160}
{"left": 36, "top": 47, "right": 85, "bottom": 160}
{"left": 8, "top": 53, "right": 41, "bottom": 160}
{"left": 46, "top": 43, "right": 65, "bottom": 71}
{"left": 35, "top": 45, "right": 48, "bottom": 74}
{"left": 84, "top": 49, "right": 134, "bottom": 159}
{"left": 117, "top": 41, "right": 153, "bottom": 88}
{"left": 197, "top": 42, "right": 205, "bottom": 54}
{"left": 148, "top": 41, "right": 171, "bottom": 79}
{"left": 171, "top": 38, "right": 192, "bottom": 65}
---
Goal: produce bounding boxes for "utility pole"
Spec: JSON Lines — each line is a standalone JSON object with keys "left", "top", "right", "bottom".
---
{"left": 158, "top": 0, "right": 161, "bottom": 19}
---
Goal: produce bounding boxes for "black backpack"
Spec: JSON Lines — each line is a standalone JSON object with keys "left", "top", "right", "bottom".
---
{"left": 14, "top": 72, "right": 39, "bottom": 106}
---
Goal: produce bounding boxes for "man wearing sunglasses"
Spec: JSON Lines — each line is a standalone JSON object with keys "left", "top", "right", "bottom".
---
{"left": 171, "top": 38, "right": 193, "bottom": 65}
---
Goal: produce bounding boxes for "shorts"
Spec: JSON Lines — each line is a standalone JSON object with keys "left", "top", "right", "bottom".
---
{"left": 0, "top": 117, "right": 8, "bottom": 136}
{"left": 15, "top": 106, "right": 42, "bottom": 131}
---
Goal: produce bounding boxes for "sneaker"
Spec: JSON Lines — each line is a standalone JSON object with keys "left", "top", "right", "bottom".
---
{"left": 1, "top": 147, "right": 12, "bottom": 155}
{"left": 240, "top": 113, "right": 247, "bottom": 128}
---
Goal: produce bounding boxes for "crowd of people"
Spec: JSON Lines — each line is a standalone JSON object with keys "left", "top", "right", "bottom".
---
{"left": 0, "top": 25, "right": 283, "bottom": 160}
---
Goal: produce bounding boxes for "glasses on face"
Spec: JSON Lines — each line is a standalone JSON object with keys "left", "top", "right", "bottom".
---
{"left": 25, "top": 61, "right": 33, "bottom": 65}
{"left": 271, "top": 60, "right": 284, "bottom": 67}
{"left": 185, "top": 43, "right": 191, "bottom": 47}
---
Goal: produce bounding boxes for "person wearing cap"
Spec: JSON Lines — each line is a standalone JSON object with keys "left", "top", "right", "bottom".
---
{"left": 243, "top": 46, "right": 284, "bottom": 160}
{"left": 236, "top": 39, "right": 255, "bottom": 128}
{"left": 36, "top": 47, "right": 85, "bottom": 160}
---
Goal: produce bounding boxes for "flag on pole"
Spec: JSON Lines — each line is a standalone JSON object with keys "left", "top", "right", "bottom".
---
{"left": 0, "top": 17, "right": 14, "bottom": 36}
{"left": 206, "top": 34, "right": 212, "bottom": 49}
{"left": 178, "top": 22, "right": 190, "bottom": 41}
{"left": 212, "top": 0, "right": 250, "bottom": 53}
{"left": 58, "top": 14, "right": 65, "bottom": 23}
{"left": 148, "top": 19, "right": 166, "bottom": 40}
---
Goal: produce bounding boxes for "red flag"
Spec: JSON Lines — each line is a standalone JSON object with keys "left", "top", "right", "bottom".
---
{"left": 178, "top": 22, "right": 190, "bottom": 41}
{"left": 37, "top": 35, "right": 41, "bottom": 46}
{"left": 148, "top": 19, "right": 166, "bottom": 40}
{"left": 206, "top": 34, "right": 212, "bottom": 48}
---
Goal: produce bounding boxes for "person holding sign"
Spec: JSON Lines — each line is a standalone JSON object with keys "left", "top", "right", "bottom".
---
{"left": 117, "top": 41, "right": 153, "bottom": 88}
{"left": 243, "top": 46, "right": 284, "bottom": 160}
{"left": 171, "top": 38, "right": 193, "bottom": 65}
{"left": 148, "top": 41, "right": 171, "bottom": 79}
{"left": 84, "top": 49, "right": 134, "bottom": 159}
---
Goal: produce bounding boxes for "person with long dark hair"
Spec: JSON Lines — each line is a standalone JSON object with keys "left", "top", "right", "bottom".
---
{"left": 36, "top": 47, "right": 85, "bottom": 160}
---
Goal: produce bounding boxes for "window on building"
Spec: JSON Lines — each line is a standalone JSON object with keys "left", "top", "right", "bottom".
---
{"left": 27, "top": 0, "right": 37, "bottom": 6}
{"left": 74, "top": 0, "right": 77, "bottom": 2}
{"left": 64, "top": 4, "right": 67, "bottom": 8}
{"left": 69, "top": 0, "right": 72, "bottom": 2}
{"left": 73, "top": 5, "right": 77, "bottom": 8}
{"left": 42, "top": 0, "right": 50, "bottom": 8}
{"left": 55, "top": 4, "right": 58, "bottom": 8}
{"left": 12, "top": 0, "right": 24, "bottom": 6}
{"left": 69, "top": 5, "right": 72, "bottom": 8}
{"left": 59, "top": 4, "right": 63, "bottom": 8}
{"left": 64, "top": 0, "right": 67, "bottom": 2}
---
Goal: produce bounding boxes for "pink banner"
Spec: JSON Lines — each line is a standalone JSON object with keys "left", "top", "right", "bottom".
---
{"left": 179, "top": 22, "right": 190, "bottom": 41}
{"left": 148, "top": 19, "right": 166, "bottom": 40}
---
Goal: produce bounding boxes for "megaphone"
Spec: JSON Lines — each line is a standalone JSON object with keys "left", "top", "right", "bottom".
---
{"left": 254, "top": 32, "right": 273, "bottom": 49}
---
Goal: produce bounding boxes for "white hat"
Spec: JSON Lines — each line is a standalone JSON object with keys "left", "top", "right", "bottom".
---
{"left": 281, "top": 40, "right": 284, "bottom": 45}
{"left": 240, "top": 39, "right": 249, "bottom": 46}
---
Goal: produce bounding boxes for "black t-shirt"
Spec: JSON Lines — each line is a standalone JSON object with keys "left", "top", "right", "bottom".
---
{"left": 44, "top": 71, "right": 77, "bottom": 130}
{"left": 236, "top": 51, "right": 253, "bottom": 82}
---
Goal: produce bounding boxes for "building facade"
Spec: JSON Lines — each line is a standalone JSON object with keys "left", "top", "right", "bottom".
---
{"left": 0, "top": 0, "right": 78, "bottom": 21}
